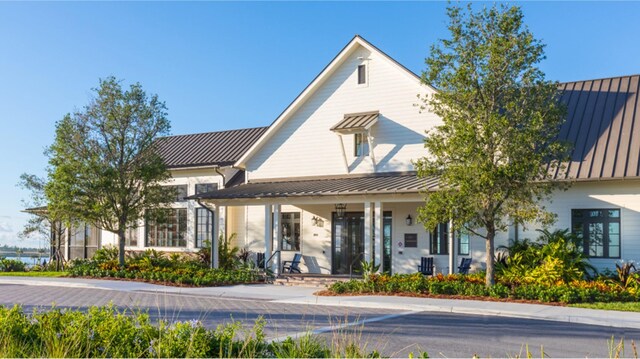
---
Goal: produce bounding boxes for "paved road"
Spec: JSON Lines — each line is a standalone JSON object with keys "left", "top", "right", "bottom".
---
{"left": 2, "top": 282, "right": 640, "bottom": 357}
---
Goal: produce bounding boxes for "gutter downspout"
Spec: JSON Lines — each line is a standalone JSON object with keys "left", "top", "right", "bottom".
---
{"left": 214, "top": 167, "right": 228, "bottom": 241}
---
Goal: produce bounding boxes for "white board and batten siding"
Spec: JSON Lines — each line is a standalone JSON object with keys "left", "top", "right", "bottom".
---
{"left": 245, "top": 44, "right": 440, "bottom": 180}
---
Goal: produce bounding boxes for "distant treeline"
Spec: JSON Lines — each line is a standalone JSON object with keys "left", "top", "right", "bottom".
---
{"left": 0, "top": 244, "right": 46, "bottom": 252}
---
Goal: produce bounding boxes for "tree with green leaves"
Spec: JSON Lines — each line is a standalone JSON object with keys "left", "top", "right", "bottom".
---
{"left": 416, "top": 4, "right": 570, "bottom": 286}
{"left": 18, "top": 173, "right": 67, "bottom": 270}
{"left": 45, "top": 77, "right": 175, "bottom": 267}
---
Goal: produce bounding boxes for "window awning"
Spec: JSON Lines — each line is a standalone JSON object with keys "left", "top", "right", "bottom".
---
{"left": 330, "top": 111, "right": 379, "bottom": 134}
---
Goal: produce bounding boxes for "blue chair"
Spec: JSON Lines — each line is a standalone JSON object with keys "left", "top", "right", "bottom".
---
{"left": 458, "top": 258, "right": 472, "bottom": 274}
{"left": 282, "top": 253, "right": 303, "bottom": 274}
{"left": 418, "top": 257, "right": 434, "bottom": 276}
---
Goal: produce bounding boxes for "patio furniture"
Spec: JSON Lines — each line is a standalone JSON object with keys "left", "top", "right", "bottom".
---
{"left": 282, "top": 253, "right": 303, "bottom": 274}
{"left": 256, "top": 252, "right": 265, "bottom": 269}
{"left": 417, "top": 256, "right": 434, "bottom": 276}
{"left": 458, "top": 257, "right": 472, "bottom": 274}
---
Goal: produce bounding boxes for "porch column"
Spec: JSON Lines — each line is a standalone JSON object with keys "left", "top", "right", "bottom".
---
{"left": 212, "top": 205, "right": 220, "bottom": 269}
{"left": 448, "top": 218, "right": 455, "bottom": 274}
{"left": 364, "top": 202, "right": 373, "bottom": 263}
{"left": 273, "top": 204, "right": 282, "bottom": 276}
{"left": 264, "top": 204, "right": 273, "bottom": 271}
{"left": 374, "top": 201, "right": 383, "bottom": 272}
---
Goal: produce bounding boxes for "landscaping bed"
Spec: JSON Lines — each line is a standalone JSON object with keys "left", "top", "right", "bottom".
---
{"left": 66, "top": 247, "right": 262, "bottom": 287}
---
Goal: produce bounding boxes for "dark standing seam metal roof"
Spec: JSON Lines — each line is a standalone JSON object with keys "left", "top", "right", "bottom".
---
{"left": 155, "top": 127, "right": 268, "bottom": 168}
{"left": 556, "top": 75, "right": 640, "bottom": 180}
{"left": 330, "top": 111, "right": 379, "bottom": 132}
{"left": 190, "top": 172, "right": 438, "bottom": 200}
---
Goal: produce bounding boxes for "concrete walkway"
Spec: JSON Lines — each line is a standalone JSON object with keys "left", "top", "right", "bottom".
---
{"left": 1, "top": 276, "right": 639, "bottom": 329}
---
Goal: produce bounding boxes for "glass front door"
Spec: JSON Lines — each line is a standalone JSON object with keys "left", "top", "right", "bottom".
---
{"left": 383, "top": 212, "right": 392, "bottom": 274}
{"left": 332, "top": 212, "right": 365, "bottom": 275}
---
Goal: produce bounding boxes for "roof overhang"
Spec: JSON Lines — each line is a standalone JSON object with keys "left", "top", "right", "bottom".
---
{"left": 188, "top": 171, "right": 438, "bottom": 206}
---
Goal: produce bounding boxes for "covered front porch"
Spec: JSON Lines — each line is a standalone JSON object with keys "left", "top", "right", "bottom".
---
{"left": 193, "top": 172, "right": 470, "bottom": 276}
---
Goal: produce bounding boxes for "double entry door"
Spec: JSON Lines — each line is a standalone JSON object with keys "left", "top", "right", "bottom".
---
{"left": 331, "top": 212, "right": 392, "bottom": 275}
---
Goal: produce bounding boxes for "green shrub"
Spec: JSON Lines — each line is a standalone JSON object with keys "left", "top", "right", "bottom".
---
{"left": 0, "top": 258, "right": 26, "bottom": 272}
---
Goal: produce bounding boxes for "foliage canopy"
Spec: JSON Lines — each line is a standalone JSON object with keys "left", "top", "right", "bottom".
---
{"left": 416, "top": 4, "right": 570, "bottom": 285}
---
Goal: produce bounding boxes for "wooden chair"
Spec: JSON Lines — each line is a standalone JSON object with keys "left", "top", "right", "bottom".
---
{"left": 458, "top": 257, "right": 472, "bottom": 274}
{"left": 417, "top": 257, "right": 434, "bottom": 276}
{"left": 282, "top": 253, "right": 303, "bottom": 274}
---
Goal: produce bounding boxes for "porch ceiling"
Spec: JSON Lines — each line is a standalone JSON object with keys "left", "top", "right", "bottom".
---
{"left": 188, "top": 171, "right": 438, "bottom": 203}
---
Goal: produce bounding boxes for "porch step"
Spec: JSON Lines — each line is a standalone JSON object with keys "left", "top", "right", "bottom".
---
{"left": 273, "top": 274, "right": 355, "bottom": 288}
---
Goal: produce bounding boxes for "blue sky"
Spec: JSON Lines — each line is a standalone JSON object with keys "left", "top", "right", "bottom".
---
{"left": 1, "top": 1, "right": 639, "bottom": 248}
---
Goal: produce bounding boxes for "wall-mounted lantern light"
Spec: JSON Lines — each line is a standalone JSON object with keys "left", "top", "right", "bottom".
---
{"left": 335, "top": 203, "right": 347, "bottom": 218}
{"left": 406, "top": 214, "right": 413, "bottom": 226}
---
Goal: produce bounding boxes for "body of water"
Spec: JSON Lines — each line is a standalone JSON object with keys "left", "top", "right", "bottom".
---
{"left": 2, "top": 255, "right": 50, "bottom": 266}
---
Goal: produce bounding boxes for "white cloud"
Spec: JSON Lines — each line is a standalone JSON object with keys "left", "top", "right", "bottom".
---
{"left": 0, "top": 220, "right": 12, "bottom": 233}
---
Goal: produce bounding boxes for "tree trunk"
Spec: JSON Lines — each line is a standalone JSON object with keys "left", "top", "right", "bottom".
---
{"left": 485, "top": 226, "right": 496, "bottom": 287}
{"left": 118, "top": 228, "right": 126, "bottom": 268}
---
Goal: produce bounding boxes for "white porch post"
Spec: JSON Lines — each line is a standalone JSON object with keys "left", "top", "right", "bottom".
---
{"left": 448, "top": 218, "right": 455, "bottom": 274}
{"left": 374, "top": 201, "right": 383, "bottom": 272}
{"left": 264, "top": 204, "right": 273, "bottom": 271}
{"left": 212, "top": 205, "right": 220, "bottom": 269}
{"left": 364, "top": 202, "right": 372, "bottom": 263}
{"left": 273, "top": 204, "right": 282, "bottom": 276}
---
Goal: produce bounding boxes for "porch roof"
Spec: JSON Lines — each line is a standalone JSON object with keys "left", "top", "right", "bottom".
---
{"left": 189, "top": 171, "right": 438, "bottom": 200}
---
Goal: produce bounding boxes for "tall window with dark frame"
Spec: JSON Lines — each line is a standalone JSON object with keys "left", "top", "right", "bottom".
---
{"left": 572, "top": 209, "right": 620, "bottom": 258}
{"left": 145, "top": 209, "right": 187, "bottom": 247}
{"left": 195, "top": 208, "right": 214, "bottom": 248}
{"left": 357, "top": 64, "right": 366, "bottom": 84}
{"left": 431, "top": 222, "right": 449, "bottom": 255}
{"left": 458, "top": 231, "right": 470, "bottom": 255}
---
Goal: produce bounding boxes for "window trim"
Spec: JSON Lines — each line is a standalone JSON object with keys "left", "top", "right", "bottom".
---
{"left": 195, "top": 183, "right": 218, "bottom": 195}
{"left": 357, "top": 64, "right": 366, "bottom": 85}
{"left": 457, "top": 231, "right": 470, "bottom": 256}
{"left": 274, "top": 211, "right": 301, "bottom": 252}
{"left": 195, "top": 207, "right": 214, "bottom": 249}
{"left": 145, "top": 208, "right": 188, "bottom": 248}
{"left": 571, "top": 208, "right": 621, "bottom": 259}
{"left": 430, "top": 222, "right": 449, "bottom": 255}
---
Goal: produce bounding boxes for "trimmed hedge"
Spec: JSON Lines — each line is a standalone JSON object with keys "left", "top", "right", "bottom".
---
{"left": 67, "top": 260, "right": 260, "bottom": 286}
{"left": 328, "top": 273, "right": 639, "bottom": 304}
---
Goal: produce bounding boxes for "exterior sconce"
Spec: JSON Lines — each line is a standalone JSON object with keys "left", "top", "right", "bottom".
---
{"left": 335, "top": 203, "right": 347, "bottom": 218}
{"left": 406, "top": 214, "right": 413, "bottom": 226}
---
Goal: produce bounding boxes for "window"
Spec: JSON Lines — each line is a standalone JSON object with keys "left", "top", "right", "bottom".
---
{"left": 357, "top": 64, "right": 366, "bottom": 84}
{"left": 572, "top": 209, "right": 620, "bottom": 258}
{"left": 167, "top": 185, "right": 188, "bottom": 202}
{"left": 430, "top": 222, "right": 449, "bottom": 255}
{"left": 354, "top": 133, "right": 368, "bottom": 157}
{"left": 458, "top": 231, "right": 470, "bottom": 255}
{"left": 274, "top": 212, "right": 301, "bottom": 251}
{"left": 195, "top": 183, "right": 218, "bottom": 195}
{"left": 196, "top": 208, "right": 214, "bottom": 248}
{"left": 126, "top": 227, "right": 138, "bottom": 247}
{"left": 145, "top": 209, "right": 187, "bottom": 247}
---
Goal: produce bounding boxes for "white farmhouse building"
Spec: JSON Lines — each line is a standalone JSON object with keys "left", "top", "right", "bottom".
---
{"left": 72, "top": 35, "right": 639, "bottom": 276}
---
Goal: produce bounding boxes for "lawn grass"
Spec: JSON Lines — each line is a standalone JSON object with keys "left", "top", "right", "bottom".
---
{"left": 0, "top": 271, "right": 68, "bottom": 277}
{"left": 570, "top": 301, "right": 640, "bottom": 312}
